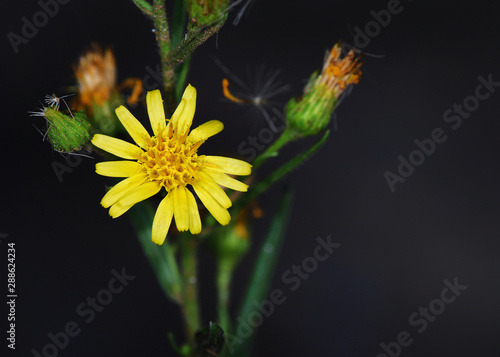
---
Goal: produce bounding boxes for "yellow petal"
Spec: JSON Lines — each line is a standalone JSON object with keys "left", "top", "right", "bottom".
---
{"left": 185, "top": 189, "right": 201, "bottom": 234}
{"left": 171, "top": 84, "right": 196, "bottom": 135}
{"left": 172, "top": 187, "right": 190, "bottom": 232}
{"left": 92, "top": 134, "right": 143, "bottom": 160}
{"left": 109, "top": 181, "right": 161, "bottom": 218}
{"left": 201, "top": 167, "right": 249, "bottom": 192}
{"left": 100, "top": 173, "right": 148, "bottom": 208}
{"left": 192, "top": 182, "right": 231, "bottom": 226}
{"left": 187, "top": 120, "right": 223, "bottom": 144}
{"left": 152, "top": 193, "right": 174, "bottom": 245}
{"left": 147, "top": 89, "right": 166, "bottom": 136}
{"left": 196, "top": 171, "right": 232, "bottom": 208}
{"left": 96, "top": 161, "right": 142, "bottom": 177}
{"left": 115, "top": 106, "right": 150, "bottom": 148}
{"left": 200, "top": 156, "right": 252, "bottom": 176}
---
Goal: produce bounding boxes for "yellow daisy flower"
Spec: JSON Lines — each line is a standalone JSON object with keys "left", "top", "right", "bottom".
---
{"left": 92, "top": 84, "right": 252, "bottom": 245}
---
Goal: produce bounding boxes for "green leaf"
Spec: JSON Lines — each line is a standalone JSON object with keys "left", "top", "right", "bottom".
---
{"left": 131, "top": 0, "right": 153, "bottom": 16}
{"left": 171, "top": 0, "right": 186, "bottom": 49}
{"left": 228, "top": 185, "right": 294, "bottom": 357}
{"left": 168, "top": 16, "right": 226, "bottom": 66}
{"left": 175, "top": 55, "right": 191, "bottom": 101}
{"left": 129, "top": 200, "right": 183, "bottom": 303}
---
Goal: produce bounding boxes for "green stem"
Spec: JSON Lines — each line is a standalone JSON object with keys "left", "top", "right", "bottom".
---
{"left": 152, "top": 0, "right": 177, "bottom": 115}
{"left": 252, "top": 127, "right": 298, "bottom": 170}
{"left": 216, "top": 260, "right": 233, "bottom": 332}
{"left": 180, "top": 235, "right": 201, "bottom": 344}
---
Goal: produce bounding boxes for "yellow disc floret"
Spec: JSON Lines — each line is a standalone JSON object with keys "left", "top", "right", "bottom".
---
{"left": 138, "top": 129, "right": 201, "bottom": 191}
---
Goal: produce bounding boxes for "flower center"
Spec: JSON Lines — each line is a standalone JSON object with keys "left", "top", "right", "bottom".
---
{"left": 138, "top": 130, "right": 200, "bottom": 191}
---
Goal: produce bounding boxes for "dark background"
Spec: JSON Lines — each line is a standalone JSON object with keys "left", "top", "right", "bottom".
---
{"left": 2, "top": 0, "right": 500, "bottom": 356}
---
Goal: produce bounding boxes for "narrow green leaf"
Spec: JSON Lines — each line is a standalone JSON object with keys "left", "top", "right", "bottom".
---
{"left": 175, "top": 55, "right": 191, "bottom": 101}
{"left": 171, "top": 0, "right": 186, "bottom": 49}
{"left": 228, "top": 185, "right": 294, "bottom": 356}
{"left": 131, "top": 0, "right": 153, "bottom": 16}
{"left": 168, "top": 17, "right": 226, "bottom": 66}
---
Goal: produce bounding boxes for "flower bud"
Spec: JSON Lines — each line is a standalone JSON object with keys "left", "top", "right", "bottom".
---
{"left": 75, "top": 45, "right": 116, "bottom": 106}
{"left": 208, "top": 208, "right": 251, "bottom": 271}
{"left": 42, "top": 107, "right": 91, "bottom": 153}
{"left": 72, "top": 44, "right": 125, "bottom": 135}
{"left": 285, "top": 43, "right": 362, "bottom": 137}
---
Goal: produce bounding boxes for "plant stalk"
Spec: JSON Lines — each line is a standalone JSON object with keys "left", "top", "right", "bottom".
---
{"left": 252, "top": 127, "right": 298, "bottom": 169}
{"left": 216, "top": 260, "right": 233, "bottom": 332}
{"left": 152, "top": 0, "right": 177, "bottom": 115}
{"left": 180, "top": 235, "right": 201, "bottom": 344}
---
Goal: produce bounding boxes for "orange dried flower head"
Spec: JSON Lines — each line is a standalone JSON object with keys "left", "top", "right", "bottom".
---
{"left": 285, "top": 43, "right": 363, "bottom": 137}
{"left": 320, "top": 43, "right": 362, "bottom": 95}
{"left": 75, "top": 45, "right": 116, "bottom": 107}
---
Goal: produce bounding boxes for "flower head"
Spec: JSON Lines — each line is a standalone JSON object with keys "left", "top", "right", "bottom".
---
{"left": 285, "top": 43, "right": 362, "bottom": 137}
{"left": 72, "top": 44, "right": 143, "bottom": 136}
{"left": 92, "top": 85, "right": 252, "bottom": 244}
{"left": 318, "top": 43, "right": 362, "bottom": 97}
{"left": 74, "top": 45, "right": 117, "bottom": 107}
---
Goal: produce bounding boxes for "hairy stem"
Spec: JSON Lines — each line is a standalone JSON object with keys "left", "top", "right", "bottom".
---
{"left": 152, "top": 0, "right": 177, "bottom": 115}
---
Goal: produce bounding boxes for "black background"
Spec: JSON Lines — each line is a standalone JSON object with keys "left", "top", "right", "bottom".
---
{"left": 2, "top": 0, "right": 500, "bottom": 356}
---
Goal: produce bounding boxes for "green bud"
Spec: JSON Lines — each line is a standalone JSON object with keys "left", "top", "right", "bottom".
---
{"left": 43, "top": 107, "right": 91, "bottom": 153}
{"left": 194, "top": 322, "right": 225, "bottom": 356}
{"left": 208, "top": 217, "right": 250, "bottom": 271}
{"left": 285, "top": 74, "right": 337, "bottom": 137}
{"left": 285, "top": 43, "right": 362, "bottom": 138}
{"left": 185, "top": 0, "right": 230, "bottom": 28}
